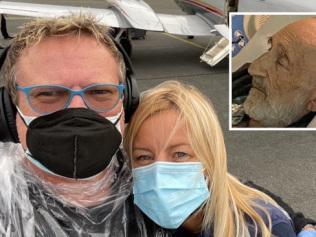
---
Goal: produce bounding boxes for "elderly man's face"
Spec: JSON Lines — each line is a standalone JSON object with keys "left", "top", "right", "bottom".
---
{"left": 244, "top": 18, "right": 316, "bottom": 127}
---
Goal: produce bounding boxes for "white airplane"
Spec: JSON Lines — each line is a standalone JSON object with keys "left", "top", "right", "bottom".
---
{"left": 174, "top": 0, "right": 316, "bottom": 65}
{"left": 0, "top": 0, "right": 315, "bottom": 66}
{"left": 188, "top": 0, "right": 316, "bottom": 13}
{"left": 0, "top": 0, "right": 229, "bottom": 66}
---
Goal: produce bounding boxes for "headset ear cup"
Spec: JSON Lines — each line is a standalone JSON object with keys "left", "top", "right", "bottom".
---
{"left": 0, "top": 46, "right": 19, "bottom": 143}
{"left": 111, "top": 36, "right": 140, "bottom": 123}
{"left": 124, "top": 73, "right": 139, "bottom": 123}
{"left": 0, "top": 87, "right": 19, "bottom": 143}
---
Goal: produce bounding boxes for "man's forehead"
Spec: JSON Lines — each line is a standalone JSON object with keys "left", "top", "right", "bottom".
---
{"left": 274, "top": 18, "right": 316, "bottom": 46}
{"left": 20, "top": 35, "right": 107, "bottom": 57}
{"left": 271, "top": 19, "right": 316, "bottom": 64}
{"left": 15, "top": 35, "right": 120, "bottom": 86}
{"left": 231, "top": 16, "right": 313, "bottom": 72}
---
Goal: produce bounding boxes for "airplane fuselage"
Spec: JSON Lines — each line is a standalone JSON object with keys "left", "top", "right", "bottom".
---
{"left": 176, "top": 0, "right": 316, "bottom": 15}
{"left": 238, "top": 0, "right": 316, "bottom": 12}
{"left": 174, "top": 0, "right": 225, "bottom": 25}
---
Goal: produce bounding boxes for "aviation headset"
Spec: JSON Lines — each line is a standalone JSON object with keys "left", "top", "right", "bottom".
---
{"left": 0, "top": 37, "right": 140, "bottom": 143}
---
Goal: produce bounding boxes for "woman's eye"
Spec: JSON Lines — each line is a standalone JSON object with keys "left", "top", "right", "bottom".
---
{"left": 134, "top": 155, "right": 152, "bottom": 161}
{"left": 173, "top": 152, "right": 190, "bottom": 160}
{"left": 133, "top": 154, "right": 154, "bottom": 166}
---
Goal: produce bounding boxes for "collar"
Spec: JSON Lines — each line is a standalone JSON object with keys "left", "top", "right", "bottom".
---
{"left": 307, "top": 115, "right": 316, "bottom": 128}
{"left": 287, "top": 112, "right": 316, "bottom": 127}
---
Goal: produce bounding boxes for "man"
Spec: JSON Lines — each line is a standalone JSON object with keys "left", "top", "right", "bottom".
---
{"left": 243, "top": 17, "right": 316, "bottom": 127}
{"left": 0, "top": 15, "right": 168, "bottom": 236}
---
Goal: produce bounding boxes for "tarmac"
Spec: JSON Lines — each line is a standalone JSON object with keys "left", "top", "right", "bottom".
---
{"left": 1, "top": 0, "right": 315, "bottom": 219}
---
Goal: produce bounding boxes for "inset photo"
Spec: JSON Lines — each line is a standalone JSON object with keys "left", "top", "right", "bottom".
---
{"left": 230, "top": 14, "right": 316, "bottom": 129}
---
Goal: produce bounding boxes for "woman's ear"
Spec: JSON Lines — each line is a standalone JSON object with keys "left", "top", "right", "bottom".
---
{"left": 202, "top": 167, "right": 211, "bottom": 187}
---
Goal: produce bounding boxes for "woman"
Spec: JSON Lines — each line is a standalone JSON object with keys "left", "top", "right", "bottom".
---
{"left": 124, "top": 80, "right": 299, "bottom": 237}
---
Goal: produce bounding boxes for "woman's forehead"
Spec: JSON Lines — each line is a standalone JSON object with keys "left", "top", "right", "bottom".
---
{"left": 134, "top": 110, "right": 189, "bottom": 147}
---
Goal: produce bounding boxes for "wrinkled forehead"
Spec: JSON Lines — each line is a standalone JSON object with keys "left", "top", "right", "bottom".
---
{"left": 273, "top": 18, "right": 316, "bottom": 49}
{"left": 232, "top": 16, "right": 316, "bottom": 72}
{"left": 273, "top": 18, "right": 316, "bottom": 70}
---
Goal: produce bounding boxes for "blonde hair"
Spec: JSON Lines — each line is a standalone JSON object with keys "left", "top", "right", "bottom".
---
{"left": 3, "top": 14, "right": 126, "bottom": 103}
{"left": 124, "top": 81, "right": 279, "bottom": 237}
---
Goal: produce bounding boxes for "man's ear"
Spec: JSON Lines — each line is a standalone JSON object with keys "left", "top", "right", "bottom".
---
{"left": 306, "top": 89, "right": 316, "bottom": 112}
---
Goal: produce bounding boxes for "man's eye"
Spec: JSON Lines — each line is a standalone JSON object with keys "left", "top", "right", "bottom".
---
{"left": 95, "top": 90, "right": 111, "bottom": 94}
{"left": 37, "top": 91, "right": 57, "bottom": 96}
{"left": 88, "top": 89, "right": 112, "bottom": 95}
{"left": 276, "top": 44, "right": 290, "bottom": 69}
{"left": 277, "top": 55, "right": 289, "bottom": 69}
{"left": 31, "top": 90, "right": 65, "bottom": 98}
{"left": 267, "top": 37, "right": 273, "bottom": 50}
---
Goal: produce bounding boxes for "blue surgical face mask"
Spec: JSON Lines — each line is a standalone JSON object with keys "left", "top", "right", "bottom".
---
{"left": 132, "top": 162, "right": 209, "bottom": 229}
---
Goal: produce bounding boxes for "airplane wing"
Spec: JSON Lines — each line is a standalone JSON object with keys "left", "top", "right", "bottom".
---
{"left": 158, "top": 14, "right": 217, "bottom": 36}
{"left": 0, "top": 1, "right": 129, "bottom": 28}
{"left": 0, "top": 0, "right": 217, "bottom": 36}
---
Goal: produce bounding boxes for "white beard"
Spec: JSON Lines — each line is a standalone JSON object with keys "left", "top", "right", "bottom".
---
{"left": 244, "top": 88, "right": 309, "bottom": 127}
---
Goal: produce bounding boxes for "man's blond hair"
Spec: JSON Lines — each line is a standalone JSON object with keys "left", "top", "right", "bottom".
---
{"left": 3, "top": 14, "right": 126, "bottom": 103}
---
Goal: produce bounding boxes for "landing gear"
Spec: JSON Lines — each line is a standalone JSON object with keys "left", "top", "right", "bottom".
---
{"left": 111, "top": 28, "right": 147, "bottom": 58}
{"left": 1, "top": 15, "right": 13, "bottom": 39}
{"left": 224, "top": 0, "right": 239, "bottom": 24}
{"left": 130, "top": 29, "right": 146, "bottom": 40}
{"left": 0, "top": 14, "right": 13, "bottom": 49}
{"left": 111, "top": 28, "right": 133, "bottom": 57}
{"left": 119, "top": 37, "right": 132, "bottom": 57}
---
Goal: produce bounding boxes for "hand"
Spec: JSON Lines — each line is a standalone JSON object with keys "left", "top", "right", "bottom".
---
{"left": 297, "top": 225, "right": 316, "bottom": 237}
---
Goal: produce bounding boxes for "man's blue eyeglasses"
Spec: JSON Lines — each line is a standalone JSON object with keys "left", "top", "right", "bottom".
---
{"left": 16, "top": 83, "right": 125, "bottom": 115}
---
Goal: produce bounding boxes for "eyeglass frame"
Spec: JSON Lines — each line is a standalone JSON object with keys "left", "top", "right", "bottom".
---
{"left": 16, "top": 83, "right": 125, "bottom": 115}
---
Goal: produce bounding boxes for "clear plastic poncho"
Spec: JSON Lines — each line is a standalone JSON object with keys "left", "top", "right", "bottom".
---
{"left": 0, "top": 142, "right": 172, "bottom": 237}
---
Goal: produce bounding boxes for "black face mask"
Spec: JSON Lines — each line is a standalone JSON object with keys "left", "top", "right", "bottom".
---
{"left": 26, "top": 108, "right": 122, "bottom": 179}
